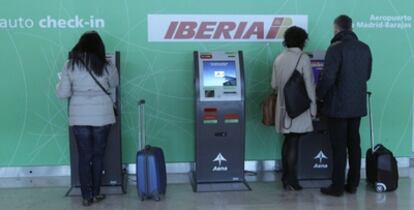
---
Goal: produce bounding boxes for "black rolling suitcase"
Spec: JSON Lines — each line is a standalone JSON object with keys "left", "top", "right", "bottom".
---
{"left": 136, "top": 100, "right": 167, "bottom": 201}
{"left": 365, "top": 92, "right": 398, "bottom": 192}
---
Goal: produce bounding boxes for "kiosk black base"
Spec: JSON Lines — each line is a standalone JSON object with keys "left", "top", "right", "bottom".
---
{"left": 190, "top": 172, "right": 251, "bottom": 192}
{"left": 65, "top": 169, "right": 128, "bottom": 196}
{"left": 298, "top": 180, "right": 332, "bottom": 189}
{"left": 65, "top": 184, "right": 128, "bottom": 197}
{"left": 296, "top": 119, "right": 333, "bottom": 189}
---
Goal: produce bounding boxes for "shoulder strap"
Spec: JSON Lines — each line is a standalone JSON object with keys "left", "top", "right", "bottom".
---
{"left": 79, "top": 59, "right": 111, "bottom": 96}
{"left": 294, "top": 53, "right": 306, "bottom": 75}
{"left": 294, "top": 53, "right": 303, "bottom": 70}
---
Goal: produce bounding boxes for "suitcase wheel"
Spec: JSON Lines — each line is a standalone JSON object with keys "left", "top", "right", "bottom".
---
{"left": 375, "top": 183, "right": 387, "bottom": 193}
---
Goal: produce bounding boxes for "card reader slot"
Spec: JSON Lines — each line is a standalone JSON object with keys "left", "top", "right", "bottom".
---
{"left": 223, "top": 91, "right": 237, "bottom": 94}
{"left": 214, "top": 132, "right": 227, "bottom": 137}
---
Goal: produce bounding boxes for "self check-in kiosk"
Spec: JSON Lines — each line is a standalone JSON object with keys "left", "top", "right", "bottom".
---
{"left": 66, "top": 51, "right": 126, "bottom": 196}
{"left": 310, "top": 51, "right": 325, "bottom": 85}
{"left": 296, "top": 50, "right": 333, "bottom": 188}
{"left": 192, "top": 51, "right": 250, "bottom": 192}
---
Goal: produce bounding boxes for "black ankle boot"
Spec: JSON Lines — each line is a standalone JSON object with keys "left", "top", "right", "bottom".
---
{"left": 93, "top": 194, "right": 106, "bottom": 203}
{"left": 82, "top": 198, "right": 93, "bottom": 207}
{"left": 320, "top": 186, "right": 344, "bottom": 197}
{"left": 345, "top": 184, "right": 357, "bottom": 194}
{"left": 283, "top": 182, "right": 303, "bottom": 191}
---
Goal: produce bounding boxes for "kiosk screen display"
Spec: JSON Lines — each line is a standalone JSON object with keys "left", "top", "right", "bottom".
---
{"left": 311, "top": 60, "right": 324, "bottom": 84}
{"left": 203, "top": 61, "right": 237, "bottom": 87}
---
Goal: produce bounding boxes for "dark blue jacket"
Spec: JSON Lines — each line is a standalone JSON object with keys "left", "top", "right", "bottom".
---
{"left": 316, "top": 31, "right": 372, "bottom": 118}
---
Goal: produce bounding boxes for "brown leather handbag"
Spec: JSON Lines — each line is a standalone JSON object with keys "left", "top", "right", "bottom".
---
{"left": 262, "top": 91, "right": 277, "bottom": 126}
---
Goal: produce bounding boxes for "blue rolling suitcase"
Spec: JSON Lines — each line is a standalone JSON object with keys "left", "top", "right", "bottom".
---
{"left": 136, "top": 100, "right": 167, "bottom": 201}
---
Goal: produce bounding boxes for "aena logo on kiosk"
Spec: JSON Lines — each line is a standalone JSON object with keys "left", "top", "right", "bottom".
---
{"left": 212, "top": 153, "right": 228, "bottom": 172}
{"left": 313, "top": 150, "right": 328, "bottom": 169}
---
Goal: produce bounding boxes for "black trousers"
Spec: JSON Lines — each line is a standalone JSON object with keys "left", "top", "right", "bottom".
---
{"left": 327, "top": 117, "right": 361, "bottom": 190}
{"left": 72, "top": 125, "right": 111, "bottom": 199}
{"left": 281, "top": 133, "right": 301, "bottom": 184}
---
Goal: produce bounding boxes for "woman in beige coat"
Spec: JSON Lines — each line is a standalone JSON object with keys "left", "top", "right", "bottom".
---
{"left": 271, "top": 26, "right": 316, "bottom": 190}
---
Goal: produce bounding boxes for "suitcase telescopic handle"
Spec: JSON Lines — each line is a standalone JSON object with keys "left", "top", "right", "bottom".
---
{"left": 138, "top": 99, "right": 146, "bottom": 150}
{"left": 367, "top": 92, "right": 375, "bottom": 151}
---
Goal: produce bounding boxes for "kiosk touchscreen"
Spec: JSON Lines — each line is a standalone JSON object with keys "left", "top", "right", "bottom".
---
{"left": 192, "top": 51, "right": 250, "bottom": 192}
{"left": 310, "top": 51, "right": 326, "bottom": 84}
{"left": 66, "top": 51, "right": 126, "bottom": 196}
{"left": 200, "top": 60, "right": 241, "bottom": 101}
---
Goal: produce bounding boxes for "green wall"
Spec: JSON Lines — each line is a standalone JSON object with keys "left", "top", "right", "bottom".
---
{"left": 0, "top": 0, "right": 413, "bottom": 166}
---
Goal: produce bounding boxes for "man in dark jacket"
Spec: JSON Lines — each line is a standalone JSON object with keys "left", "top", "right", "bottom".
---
{"left": 317, "top": 15, "right": 372, "bottom": 196}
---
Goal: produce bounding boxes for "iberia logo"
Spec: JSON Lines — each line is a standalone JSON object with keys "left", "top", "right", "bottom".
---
{"left": 148, "top": 15, "right": 308, "bottom": 42}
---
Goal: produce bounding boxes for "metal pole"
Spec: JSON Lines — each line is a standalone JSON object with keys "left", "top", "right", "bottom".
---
{"left": 138, "top": 100, "right": 146, "bottom": 150}
{"left": 367, "top": 92, "right": 374, "bottom": 151}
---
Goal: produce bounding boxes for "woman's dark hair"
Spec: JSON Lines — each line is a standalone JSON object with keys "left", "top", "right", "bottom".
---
{"left": 334, "top": 15, "right": 352, "bottom": 31}
{"left": 283, "top": 26, "right": 308, "bottom": 50}
{"left": 69, "top": 31, "right": 107, "bottom": 76}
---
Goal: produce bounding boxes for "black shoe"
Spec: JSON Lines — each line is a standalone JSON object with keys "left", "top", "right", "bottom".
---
{"left": 345, "top": 185, "right": 357, "bottom": 194}
{"left": 283, "top": 182, "right": 303, "bottom": 191}
{"left": 320, "top": 187, "right": 344, "bottom": 197}
{"left": 82, "top": 198, "right": 93, "bottom": 207}
{"left": 93, "top": 194, "right": 106, "bottom": 203}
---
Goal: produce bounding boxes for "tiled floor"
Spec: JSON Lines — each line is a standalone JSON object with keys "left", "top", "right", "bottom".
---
{"left": 1, "top": 169, "right": 413, "bottom": 210}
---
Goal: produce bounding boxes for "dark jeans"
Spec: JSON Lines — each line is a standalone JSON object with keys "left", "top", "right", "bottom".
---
{"left": 327, "top": 117, "right": 361, "bottom": 191}
{"left": 281, "top": 133, "right": 301, "bottom": 184}
{"left": 72, "top": 125, "right": 111, "bottom": 199}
